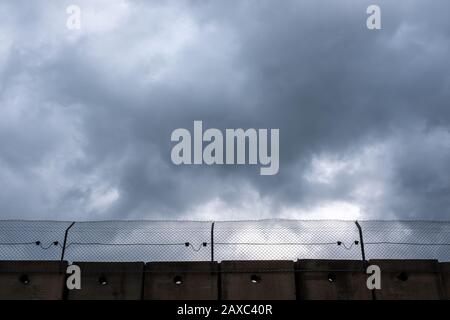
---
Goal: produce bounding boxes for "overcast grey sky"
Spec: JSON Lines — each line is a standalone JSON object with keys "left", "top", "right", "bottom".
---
{"left": 0, "top": 0, "right": 449, "bottom": 221}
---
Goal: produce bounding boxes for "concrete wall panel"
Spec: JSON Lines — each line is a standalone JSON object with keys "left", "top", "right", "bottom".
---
{"left": 144, "top": 262, "right": 218, "bottom": 300}
{"left": 370, "top": 259, "right": 443, "bottom": 300}
{"left": 440, "top": 263, "right": 450, "bottom": 300}
{"left": 296, "top": 260, "right": 371, "bottom": 300}
{"left": 221, "top": 260, "right": 296, "bottom": 300}
{"left": 0, "top": 261, "right": 67, "bottom": 300}
{"left": 67, "top": 262, "right": 144, "bottom": 300}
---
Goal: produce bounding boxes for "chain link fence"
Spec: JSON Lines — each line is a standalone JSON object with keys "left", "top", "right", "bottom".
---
{"left": 1, "top": 219, "right": 449, "bottom": 264}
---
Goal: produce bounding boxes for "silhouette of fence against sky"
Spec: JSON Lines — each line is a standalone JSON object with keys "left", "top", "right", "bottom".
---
{"left": 0, "top": 219, "right": 450, "bottom": 263}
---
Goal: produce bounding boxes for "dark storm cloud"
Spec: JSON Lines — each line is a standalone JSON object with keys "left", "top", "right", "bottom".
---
{"left": 0, "top": 0, "right": 450, "bottom": 220}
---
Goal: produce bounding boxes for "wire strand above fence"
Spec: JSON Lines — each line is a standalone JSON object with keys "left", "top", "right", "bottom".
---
{"left": 0, "top": 219, "right": 449, "bottom": 263}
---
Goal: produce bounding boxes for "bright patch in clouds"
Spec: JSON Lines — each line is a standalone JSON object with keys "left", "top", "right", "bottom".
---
{"left": 88, "top": 187, "right": 120, "bottom": 213}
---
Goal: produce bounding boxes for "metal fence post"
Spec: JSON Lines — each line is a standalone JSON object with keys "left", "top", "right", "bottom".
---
{"left": 60, "top": 222, "right": 76, "bottom": 261}
{"left": 355, "top": 221, "right": 376, "bottom": 300}
{"left": 354, "top": 220, "right": 367, "bottom": 268}
{"left": 210, "top": 221, "right": 215, "bottom": 262}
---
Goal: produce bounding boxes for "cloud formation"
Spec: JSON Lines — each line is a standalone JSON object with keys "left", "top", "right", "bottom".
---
{"left": 1, "top": 0, "right": 450, "bottom": 221}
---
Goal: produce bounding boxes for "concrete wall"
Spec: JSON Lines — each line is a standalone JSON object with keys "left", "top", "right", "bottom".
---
{"left": 220, "top": 260, "right": 296, "bottom": 300}
{"left": 67, "top": 262, "right": 144, "bottom": 300}
{"left": 0, "top": 260, "right": 449, "bottom": 300}
{"left": 0, "top": 261, "right": 67, "bottom": 300}
{"left": 296, "top": 260, "right": 372, "bottom": 300}
{"left": 370, "top": 259, "right": 444, "bottom": 300}
{"left": 143, "top": 262, "right": 218, "bottom": 300}
{"left": 440, "top": 262, "right": 450, "bottom": 300}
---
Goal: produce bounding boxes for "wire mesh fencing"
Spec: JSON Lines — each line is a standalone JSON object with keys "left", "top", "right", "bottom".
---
{"left": 64, "top": 221, "right": 212, "bottom": 262}
{"left": 0, "top": 220, "right": 72, "bottom": 261}
{"left": 213, "top": 220, "right": 362, "bottom": 261}
{"left": 359, "top": 220, "right": 450, "bottom": 261}
{"left": 0, "top": 219, "right": 450, "bottom": 263}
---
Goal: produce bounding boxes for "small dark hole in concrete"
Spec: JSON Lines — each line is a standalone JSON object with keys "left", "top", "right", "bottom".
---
{"left": 174, "top": 275, "right": 183, "bottom": 285}
{"left": 250, "top": 275, "right": 261, "bottom": 284}
{"left": 98, "top": 275, "right": 108, "bottom": 286}
{"left": 19, "top": 274, "right": 30, "bottom": 285}
{"left": 397, "top": 272, "right": 409, "bottom": 282}
{"left": 327, "top": 273, "right": 337, "bottom": 283}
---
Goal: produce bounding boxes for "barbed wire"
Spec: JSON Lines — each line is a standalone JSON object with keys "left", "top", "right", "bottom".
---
{"left": 0, "top": 219, "right": 449, "bottom": 262}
